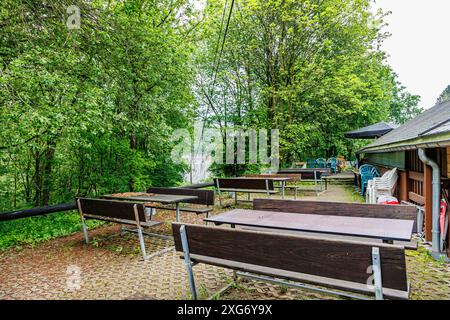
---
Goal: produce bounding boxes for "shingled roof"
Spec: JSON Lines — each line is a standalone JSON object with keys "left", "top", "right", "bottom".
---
{"left": 345, "top": 122, "right": 398, "bottom": 139}
{"left": 359, "top": 101, "right": 450, "bottom": 153}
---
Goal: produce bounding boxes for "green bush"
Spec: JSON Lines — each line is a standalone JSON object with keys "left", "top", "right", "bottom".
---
{"left": 0, "top": 211, "right": 104, "bottom": 250}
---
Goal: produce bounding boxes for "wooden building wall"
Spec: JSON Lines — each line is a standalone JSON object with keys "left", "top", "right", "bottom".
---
{"left": 368, "top": 148, "right": 449, "bottom": 252}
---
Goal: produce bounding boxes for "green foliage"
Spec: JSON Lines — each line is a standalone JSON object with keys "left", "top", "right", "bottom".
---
{"left": 195, "top": 0, "right": 421, "bottom": 173}
{"left": 0, "top": 0, "right": 422, "bottom": 248}
{"left": 0, "top": 211, "right": 104, "bottom": 249}
{"left": 436, "top": 85, "right": 450, "bottom": 105}
{"left": 389, "top": 83, "right": 423, "bottom": 125}
{"left": 0, "top": 0, "right": 198, "bottom": 212}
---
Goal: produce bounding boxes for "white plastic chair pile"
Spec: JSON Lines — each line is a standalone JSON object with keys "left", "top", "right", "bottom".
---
{"left": 366, "top": 168, "right": 398, "bottom": 204}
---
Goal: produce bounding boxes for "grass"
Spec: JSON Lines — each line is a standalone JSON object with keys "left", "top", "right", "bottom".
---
{"left": 346, "top": 186, "right": 365, "bottom": 203}
{"left": 0, "top": 211, "right": 104, "bottom": 250}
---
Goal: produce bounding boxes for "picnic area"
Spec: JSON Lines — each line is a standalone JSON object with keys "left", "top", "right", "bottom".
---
{"left": 1, "top": 178, "right": 449, "bottom": 300}
{"left": 1, "top": 0, "right": 450, "bottom": 302}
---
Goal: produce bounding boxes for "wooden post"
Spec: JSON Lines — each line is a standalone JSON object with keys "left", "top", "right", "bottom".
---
{"left": 399, "top": 170, "right": 408, "bottom": 202}
{"left": 424, "top": 164, "right": 433, "bottom": 242}
{"left": 447, "top": 147, "right": 450, "bottom": 257}
{"left": 447, "top": 147, "right": 450, "bottom": 178}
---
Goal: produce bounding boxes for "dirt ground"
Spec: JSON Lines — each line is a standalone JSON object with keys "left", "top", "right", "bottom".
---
{"left": 1, "top": 185, "right": 449, "bottom": 300}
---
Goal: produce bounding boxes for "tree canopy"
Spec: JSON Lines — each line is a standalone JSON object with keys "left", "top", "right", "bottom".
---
{"left": 0, "top": 0, "right": 421, "bottom": 211}
{"left": 437, "top": 85, "right": 450, "bottom": 105}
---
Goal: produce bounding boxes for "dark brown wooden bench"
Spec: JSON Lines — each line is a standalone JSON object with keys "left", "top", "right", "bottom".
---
{"left": 146, "top": 187, "right": 214, "bottom": 217}
{"left": 253, "top": 198, "right": 418, "bottom": 249}
{"left": 277, "top": 168, "right": 330, "bottom": 179}
{"left": 277, "top": 168, "right": 329, "bottom": 194}
{"left": 242, "top": 174, "right": 302, "bottom": 199}
{"left": 214, "top": 178, "right": 277, "bottom": 207}
{"left": 76, "top": 198, "right": 162, "bottom": 260}
{"left": 172, "top": 223, "right": 410, "bottom": 300}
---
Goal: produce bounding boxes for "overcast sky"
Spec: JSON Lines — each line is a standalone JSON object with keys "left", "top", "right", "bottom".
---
{"left": 373, "top": 0, "right": 450, "bottom": 109}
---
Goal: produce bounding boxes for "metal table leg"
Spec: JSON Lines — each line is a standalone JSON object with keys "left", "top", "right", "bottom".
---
{"left": 176, "top": 202, "right": 180, "bottom": 222}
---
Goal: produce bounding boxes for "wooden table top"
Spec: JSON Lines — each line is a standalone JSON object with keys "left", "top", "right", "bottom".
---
{"left": 102, "top": 192, "right": 198, "bottom": 204}
{"left": 205, "top": 209, "right": 414, "bottom": 242}
{"left": 239, "top": 175, "right": 292, "bottom": 182}
{"left": 278, "top": 168, "right": 330, "bottom": 172}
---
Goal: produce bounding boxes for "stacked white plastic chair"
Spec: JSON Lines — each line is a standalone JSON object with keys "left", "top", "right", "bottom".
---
{"left": 366, "top": 168, "right": 398, "bottom": 204}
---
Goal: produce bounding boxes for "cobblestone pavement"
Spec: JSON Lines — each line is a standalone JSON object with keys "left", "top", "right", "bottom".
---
{"left": 1, "top": 187, "right": 449, "bottom": 300}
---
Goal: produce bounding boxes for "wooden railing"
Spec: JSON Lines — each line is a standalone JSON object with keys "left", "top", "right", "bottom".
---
{"left": 408, "top": 171, "right": 424, "bottom": 205}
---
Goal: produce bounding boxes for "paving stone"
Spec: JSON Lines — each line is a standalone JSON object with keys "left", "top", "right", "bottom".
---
{"left": 1, "top": 190, "right": 449, "bottom": 300}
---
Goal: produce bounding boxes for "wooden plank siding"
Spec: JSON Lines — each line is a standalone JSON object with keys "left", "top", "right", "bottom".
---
{"left": 408, "top": 171, "right": 424, "bottom": 205}
{"left": 447, "top": 147, "right": 450, "bottom": 178}
{"left": 399, "top": 170, "right": 408, "bottom": 202}
{"left": 366, "top": 148, "right": 448, "bottom": 256}
{"left": 424, "top": 165, "right": 433, "bottom": 241}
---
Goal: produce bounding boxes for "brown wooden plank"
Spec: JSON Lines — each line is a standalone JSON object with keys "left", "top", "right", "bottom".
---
{"left": 447, "top": 147, "right": 450, "bottom": 178}
{"left": 102, "top": 193, "right": 198, "bottom": 204}
{"left": 277, "top": 168, "right": 330, "bottom": 179}
{"left": 253, "top": 199, "right": 417, "bottom": 222}
{"left": 146, "top": 187, "right": 214, "bottom": 205}
{"left": 205, "top": 209, "right": 414, "bottom": 241}
{"left": 83, "top": 214, "right": 161, "bottom": 227}
{"left": 172, "top": 223, "right": 408, "bottom": 292}
{"left": 424, "top": 165, "right": 433, "bottom": 241}
{"left": 243, "top": 174, "right": 301, "bottom": 182}
{"left": 78, "top": 198, "right": 146, "bottom": 222}
{"left": 408, "top": 192, "right": 425, "bottom": 206}
{"left": 214, "top": 178, "right": 274, "bottom": 191}
{"left": 399, "top": 170, "right": 408, "bottom": 202}
{"left": 240, "top": 226, "right": 418, "bottom": 250}
{"left": 409, "top": 171, "right": 424, "bottom": 182}
{"left": 218, "top": 188, "right": 278, "bottom": 194}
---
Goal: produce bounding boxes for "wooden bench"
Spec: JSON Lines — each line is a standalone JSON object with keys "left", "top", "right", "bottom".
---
{"left": 146, "top": 187, "right": 214, "bottom": 217}
{"left": 253, "top": 198, "right": 418, "bottom": 249}
{"left": 76, "top": 198, "right": 162, "bottom": 260}
{"left": 172, "top": 223, "right": 410, "bottom": 300}
{"left": 214, "top": 178, "right": 277, "bottom": 207}
{"left": 277, "top": 168, "right": 330, "bottom": 194}
{"left": 242, "top": 174, "right": 302, "bottom": 199}
{"left": 278, "top": 168, "right": 330, "bottom": 179}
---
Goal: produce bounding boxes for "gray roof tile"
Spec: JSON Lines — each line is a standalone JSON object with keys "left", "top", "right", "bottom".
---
{"left": 360, "top": 101, "right": 450, "bottom": 152}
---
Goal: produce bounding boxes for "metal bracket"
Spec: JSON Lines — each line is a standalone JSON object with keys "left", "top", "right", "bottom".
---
{"left": 180, "top": 225, "right": 197, "bottom": 300}
{"left": 314, "top": 171, "right": 318, "bottom": 195}
{"left": 216, "top": 178, "right": 222, "bottom": 208}
{"left": 372, "top": 247, "right": 384, "bottom": 300}
{"left": 76, "top": 199, "right": 89, "bottom": 244}
{"left": 236, "top": 271, "right": 371, "bottom": 300}
{"left": 133, "top": 204, "right": 148, "bottom": 261}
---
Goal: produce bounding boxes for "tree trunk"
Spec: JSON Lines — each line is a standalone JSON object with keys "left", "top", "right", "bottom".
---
{"left": 42, "top": 140, "right": 56, "bottom": 206}
{"left": 34, "top": 150, "right": 41, "bottom": 207}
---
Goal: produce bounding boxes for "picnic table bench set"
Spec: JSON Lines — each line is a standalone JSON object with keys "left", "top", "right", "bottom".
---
{"left": 74, "top": 173, "right": 418, "bottom": 300}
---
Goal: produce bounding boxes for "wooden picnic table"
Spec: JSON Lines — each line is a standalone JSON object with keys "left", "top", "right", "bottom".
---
{"left": 102, "top": 192, "right": 198, "bottom": 222}
{"left": 204, "top": 209, "right": 414, "bottom": 243}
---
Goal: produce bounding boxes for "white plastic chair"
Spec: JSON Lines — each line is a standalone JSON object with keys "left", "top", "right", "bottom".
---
{"left": 366, "top": 168, "right": 398, "bottom": 204}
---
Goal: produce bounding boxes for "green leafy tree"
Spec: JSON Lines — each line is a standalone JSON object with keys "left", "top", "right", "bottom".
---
{"left": 0, "top": 0, "right": 197, "bottom": 210}
{"left": 195, "top": 0, "right": 421, "bottom": 172}
{"left": 436, "top": 85, "right": 450, "bottom": 105}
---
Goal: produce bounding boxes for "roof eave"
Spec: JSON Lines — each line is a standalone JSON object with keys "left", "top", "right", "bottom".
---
{"left": 357, "top": 131, "right": 450, "bottom": 154}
